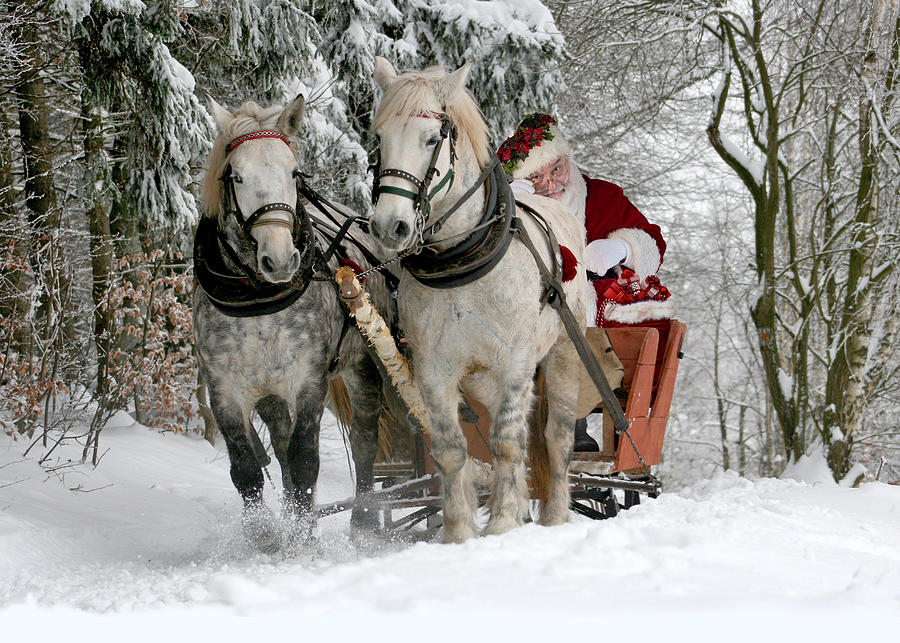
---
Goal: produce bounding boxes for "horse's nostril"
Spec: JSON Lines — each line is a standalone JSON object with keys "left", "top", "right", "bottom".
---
{"left": 289, "top": 249, "right": 301, "bottom": 270}
{"left": 260, "top": 255, "right": 275, "bottom": 274}
{"left": 392, "top": 219, "right": 409, "bottom": 240}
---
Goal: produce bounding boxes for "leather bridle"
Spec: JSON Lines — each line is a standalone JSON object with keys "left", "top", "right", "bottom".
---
{"left": 220, "top": 130, "right": 302, "bottom": 244}
{"left": 372, "top": 110, "right": 458, "bottom": 246}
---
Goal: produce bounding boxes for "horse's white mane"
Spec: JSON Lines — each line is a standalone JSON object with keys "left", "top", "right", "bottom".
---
{"left": 201, "top": 101, "right": 295, "bottom": 219}
{"left": 372, "top": 66, "right": 492, "bottom": 169}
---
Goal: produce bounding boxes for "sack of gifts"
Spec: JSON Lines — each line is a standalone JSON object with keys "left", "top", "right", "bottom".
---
{"left": 595, "top": 268, "right": 674, "bottom": 327}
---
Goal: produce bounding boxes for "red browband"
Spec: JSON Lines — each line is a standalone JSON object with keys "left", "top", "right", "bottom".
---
{"left": 226, "top": 130, "right": 291, "bottom": 152}
{"left": 406, "top": 110, "right": 444, "bottom": 120}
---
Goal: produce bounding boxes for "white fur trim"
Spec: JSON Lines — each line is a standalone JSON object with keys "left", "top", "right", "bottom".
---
{"left": 608, "top": 228, "right": 661, "bottom": 280}
{"left": 509, "top": 127, "right": 573, "bottom": 179}
{"left": 605, "top": 298, "right": 676, "bottom": 324}
{"left": 586, "top": 295, "right": 598, "bottom": 327}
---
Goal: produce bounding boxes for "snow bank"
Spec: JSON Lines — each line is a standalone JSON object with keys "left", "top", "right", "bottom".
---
{"left": 1, "top": 419, "right": 898, "bottom": 640}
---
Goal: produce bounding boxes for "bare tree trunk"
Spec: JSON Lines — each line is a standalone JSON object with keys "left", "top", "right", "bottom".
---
{"left": 15, "top": 12, "right": 60, "bottom": 337}
{"left": 81, "top": 98, "right": 114, "bottom": 395}
{"left": 706, "top": 12, "right": 801, "bottom": 462}
{"left": 823, "top": 0, "right": 899, "bottom": 480}
{"left": 0, "top": 104, "right": 28, "bottom": 348}
{"left": 13, "top": 4, "right": 72, "bottom": 428}
{"left": 80, "top": 86, "right": 116, "bottom": 463}
{"left": 713, "top": 313, "right": 731, "bottom": 470}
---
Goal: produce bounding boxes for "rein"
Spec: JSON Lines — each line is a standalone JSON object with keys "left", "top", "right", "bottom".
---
{"left": 400, "top": 160, "right": 514, "bottom": 288}
{"left": 511, "top": 201, "right": 652, "bottom": 476}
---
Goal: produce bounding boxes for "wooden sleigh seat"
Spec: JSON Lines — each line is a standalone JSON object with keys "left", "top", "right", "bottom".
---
{"left": 372, "top": 321, "right": 686, "bottom": 485}
{"left": 569, "top": 320, "right": 686, "bottom": 475}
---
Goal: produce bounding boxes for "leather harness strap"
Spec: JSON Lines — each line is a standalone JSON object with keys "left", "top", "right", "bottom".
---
{"left": 400, "top": 161, "right": 514, "bottom": 288}
{"left": 510, "top": 205, "right": 639, "bottom": 453}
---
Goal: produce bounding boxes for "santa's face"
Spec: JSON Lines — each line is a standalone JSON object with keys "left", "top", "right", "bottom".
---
{"left": 526, "top": 155, "right": 571, "bottom": 199}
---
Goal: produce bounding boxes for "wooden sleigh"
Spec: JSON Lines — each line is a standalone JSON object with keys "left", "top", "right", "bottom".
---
{"left": 318, "top": 321, "right": 686, "bottom": 530}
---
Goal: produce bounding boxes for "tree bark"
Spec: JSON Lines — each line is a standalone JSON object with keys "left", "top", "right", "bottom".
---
{"left": 81, "top": 94, "right": 114, "bottom": 396}
{"left": 823, "top": 0, "right": 899, "bottom": 480}
{"left": 14, "top": 4, "right": 66, "bottom": 383}
{"left": 0, "top": 103, "right": 28, "bottom": 347}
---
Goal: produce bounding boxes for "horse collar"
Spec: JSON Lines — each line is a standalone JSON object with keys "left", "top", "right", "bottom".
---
{"left": 193, "top": 215, "right": 316, "bottom": 318}
{"left": 401, "top": 162, "right": 515, "bottom": 289}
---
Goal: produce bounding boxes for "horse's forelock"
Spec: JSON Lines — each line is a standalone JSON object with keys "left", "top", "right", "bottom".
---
{"left": 201, "top": 101, "right": 293, "bottom": 219}
{"left": 373, "top": 67, "right": 491, "bottom": 169}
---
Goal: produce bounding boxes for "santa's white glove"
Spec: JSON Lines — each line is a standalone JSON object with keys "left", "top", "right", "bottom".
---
{"left": 584, "top": 238, "right": 632, "bottom": 275}
{"left": 509, "top": 179, "right": 535, "bottom": 195}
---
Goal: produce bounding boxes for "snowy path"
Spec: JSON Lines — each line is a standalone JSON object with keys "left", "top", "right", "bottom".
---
{"left": 1, "top": 413, "right": 898, "bottom": 640}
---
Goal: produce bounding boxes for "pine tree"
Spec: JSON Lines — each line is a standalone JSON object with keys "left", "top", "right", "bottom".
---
{"left": 309, "top": 0, "right": 566, "bottom": 205}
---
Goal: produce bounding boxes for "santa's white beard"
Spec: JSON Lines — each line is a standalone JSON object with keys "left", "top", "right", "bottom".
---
{"left": 555, "top": 164, "right": 587, "bottom": 226}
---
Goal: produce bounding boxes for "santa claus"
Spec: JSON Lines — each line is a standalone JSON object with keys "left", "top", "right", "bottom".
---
{"left": 498, "top": 114, "right": 674, "bottom": 450}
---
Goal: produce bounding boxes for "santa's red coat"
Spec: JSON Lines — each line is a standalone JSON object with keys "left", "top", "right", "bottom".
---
{"left": 583, "top": 177, "right": 670, "bottom": 377}
{"left": 583, "top": 177, "right": 666, "bottom": 268}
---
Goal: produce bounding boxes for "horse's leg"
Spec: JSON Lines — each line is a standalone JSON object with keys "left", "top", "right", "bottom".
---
{"left": 339, "top": 356, "right": 382, "bottom": 531}
{"left": 420, "top": 376, "right": 477, "bottom": 543}
{"left": 255, "top": 394, "right": 293, "bottom": 496}
{"left": 208, "top": 384, "right": 279, "bottom": 551}
{"left": 483, "top": 374, "right": 532, "bottom": 535}
{"left": 282, "top": 379, "right": 327, "bottom": 523}
{"left": 536, "top": 338, "right": 579, "bottom": 525}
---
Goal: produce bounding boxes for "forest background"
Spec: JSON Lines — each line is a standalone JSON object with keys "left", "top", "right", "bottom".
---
{"left": 1, "top": 0, "right": 897, "bottom": 487}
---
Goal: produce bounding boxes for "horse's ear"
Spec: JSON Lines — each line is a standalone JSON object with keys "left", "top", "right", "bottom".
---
{"left": 277, "top": 94, "right": 306, "bottom": 138}
{"left": 374, "top": 56, "right": 398, "bottom": 91}
{"left": 434, "top": 60, "right": 472, "bottom": 106}
{"left": 207, "top": 94, "right": 233, "bottom": 131}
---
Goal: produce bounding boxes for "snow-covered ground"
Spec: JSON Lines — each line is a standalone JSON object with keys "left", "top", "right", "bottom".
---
{"left": 1, "top": 412, "right": 898, "bottom": 641}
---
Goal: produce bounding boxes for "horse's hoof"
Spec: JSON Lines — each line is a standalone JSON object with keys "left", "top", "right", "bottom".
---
{"left": 351, "top": 505, "right": 380, "bottom": 532}
{"left": 241, "top": 504, "right": 282, "bottom": 553}
{"left": 280, "top": 504, "right": 316, "bottom": 546}
{"left": 441, "top": 522, "right": 477, "bottom": 543}
{"left": 538, "top": 502, "right": 570, "bottom": 526}
{"left": 482, "top": 514, "right": 522, "bottom": 536}
{"left": 284, "top": 518, "right": 315, "bottom": 548}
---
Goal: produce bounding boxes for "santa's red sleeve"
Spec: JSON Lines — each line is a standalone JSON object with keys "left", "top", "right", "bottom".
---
{"left": 583, "top": 177, "right": 666, "bottom": 279}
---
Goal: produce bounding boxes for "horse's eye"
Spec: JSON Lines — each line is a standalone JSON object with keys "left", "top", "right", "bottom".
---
{"left": 232, "top": 172, "right": 243, "bottom": 184}
{"left": 426, "top": 136, "right": 440, "bottom": 147}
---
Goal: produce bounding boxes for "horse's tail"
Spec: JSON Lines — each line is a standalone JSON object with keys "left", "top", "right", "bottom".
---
{"left": 328, "top": 376, "right": 354, "bottom": 433}
{"left": 527, "top": 367, "right": 550, "bottom": 501}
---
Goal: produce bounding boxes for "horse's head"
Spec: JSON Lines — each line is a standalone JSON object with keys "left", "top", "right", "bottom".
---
{"left": 370, "top": 57, "right": 487, "bottom": 254}
{"left": 203, "top": 95, "right": 306, "bottom": 283}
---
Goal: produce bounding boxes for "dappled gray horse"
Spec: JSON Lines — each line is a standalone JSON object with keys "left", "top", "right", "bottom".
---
{"left": 370, "top": 58, "right": 590, "bottom": 542}
{"left": 193, "top": 95, "right": 391, "bottom": 549}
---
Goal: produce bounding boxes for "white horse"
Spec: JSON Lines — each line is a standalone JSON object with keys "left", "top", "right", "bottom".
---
{"left": 370, "top": 57, "right": 589, "bottom": 542}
